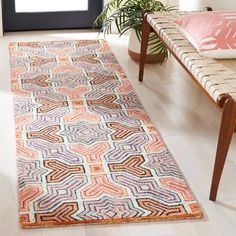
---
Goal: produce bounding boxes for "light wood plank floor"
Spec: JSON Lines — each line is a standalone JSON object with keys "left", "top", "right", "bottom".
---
{"left": 0, "top": 31, "right": 235, "bottom": 236}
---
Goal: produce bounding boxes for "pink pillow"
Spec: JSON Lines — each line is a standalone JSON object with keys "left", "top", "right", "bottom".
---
{"left": 175, "top": 12, "right": 236, "bottom": 58}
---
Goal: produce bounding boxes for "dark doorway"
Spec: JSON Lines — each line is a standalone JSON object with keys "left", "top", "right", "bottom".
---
{"left": 2, "top": 0, "right": 103, "bottom": 32}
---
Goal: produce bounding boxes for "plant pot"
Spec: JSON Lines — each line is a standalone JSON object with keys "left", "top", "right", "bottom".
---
{"left": 128, "top": 29, "right": 165, "bottom": 64}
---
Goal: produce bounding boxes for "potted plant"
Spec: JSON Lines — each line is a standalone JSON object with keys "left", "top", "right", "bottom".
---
{"left": 94, "top": 0, "right": 175, "bottom": 63}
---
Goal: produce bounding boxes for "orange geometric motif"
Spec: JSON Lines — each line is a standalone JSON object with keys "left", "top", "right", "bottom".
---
{"left": 144, "top": 134, "right": 164, "bottom": 153}
{"left": 57, "top": 86, "right": 88, "bottom": 100}
{"left": 160, "top": 178, "right": 195, "bottom": 201}
{"left": 89, "top": 164, "right": 104, "bottom": 174}
{"left": 106, "top": 64, "right": 126, "bottom": 75}
{"left": 75, "top": 40, "right": 98, "bottom": 47}
{"left": 71, "top": 100, "right": 84, "bottom": 107}
{"left": 106, "top": 122, "right": 144, "bottom": 140}
{"left": 48, "top": 48, "right": 73, "bottom": 56}
{"left": 27, "top": 125, "right": 64, "bottom": 143}
{"left": 44, "top": 160, "right": 85, "bottom": 183}
{"left": 189, "top": 203, "right": 202, "bottom": 213}
{"left": 86, "top": 72, "right": 118, "bottom": 85}
{"left": 17, "top": 42, "right": 43, "bottom": 48}
{"left": 10, "top": 67, "right": 27, "bottom": 80}
{"left": 8, "top": 48, "right": 25, "bottom": 58}
{"left": 15, "top": 114, "right": 33, "bottom": 133}
{"left": 35, "top": 202, "right": 79, "bottom": 225}
{"left": 52, "top": 64, "right": 81, "bottom": 74}
{"left": 16, "top": 140, "right": 38, "bottom": 160}
{"left": 72, "top": 54, "right": 100, "bottom": 64}
{"left": 21, "top": 75, "right": 51, "bottom": 87}
{"left": 87, "top": 94, "right": 121, "bottom": 109}
{"left": 64, "top": 107, "right": 100, "bottom": 123}
{"left": 98, "top": 43, "right": 110, "bottom": 52}
{"left": 12, "top": 84, "right": 31, "bottom": 97}
{"left": 70, "top": 143, "right": 110, "bottom": 163}
{"left": 127, "top": 109, "right": 151, "bottom": 124}
{"left": 117, "top": 80, "right": 133, "bottom": 93}
{"left": 20, "top": 214, "right": 30, "bottom": 224}
{"left": 81, "top": 174, "right": 128, "bottom": 199}
{"left": 36, "top": 98, "right": 68, "bottom": 113}
{"left": 29, "top": 57, "right": 57, "bottom": 67}
{"left": 146, "top": 125, "right": 158, "bottom": 133}
{"left": 57, "top": 57, "right": 70, "bottom": 63}
{"left": 15, "top": 130, "right": 22, "bottom": 140}
{"left": 108, "top": 155, "right": 152, "bottom": 178}
{"left": 20, "top": 185, "right": 44, "bottom": 212}
{"left": 137, "top": 198, "right": 187, "bottom": 217}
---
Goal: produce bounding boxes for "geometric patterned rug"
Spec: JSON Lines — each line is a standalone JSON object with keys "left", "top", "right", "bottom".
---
{"left": 9, "top": 40, "right": 203, "bottom": 228}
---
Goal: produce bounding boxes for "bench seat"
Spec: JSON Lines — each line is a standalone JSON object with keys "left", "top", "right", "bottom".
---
{"left": 146, "top": 12, "right": 236, "bottom": 103}
{"left": 139, "top": 11, "right": 236, "bottom": 201}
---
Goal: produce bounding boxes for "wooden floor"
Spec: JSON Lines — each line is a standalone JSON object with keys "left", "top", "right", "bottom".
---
{"left": 0, "top": 31, "right": 235, "bottom": 236}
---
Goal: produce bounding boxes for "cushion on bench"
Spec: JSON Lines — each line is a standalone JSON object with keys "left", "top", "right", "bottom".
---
{"left": 175, "top": 11, "right": 236, "bottom": 59}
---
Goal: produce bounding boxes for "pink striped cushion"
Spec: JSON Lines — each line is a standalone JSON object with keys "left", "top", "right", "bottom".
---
{"left": 175, "top": 12, "right": 236, "bottom": 58}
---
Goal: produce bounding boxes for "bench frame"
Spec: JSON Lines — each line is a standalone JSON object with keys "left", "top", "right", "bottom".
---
{"left": 139, "top": 13, "right": 236, "bottom": 201}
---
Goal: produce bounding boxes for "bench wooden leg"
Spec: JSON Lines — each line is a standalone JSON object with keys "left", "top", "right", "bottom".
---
{"left": 210, "top": 98, "right": 236, "bottom": 201}
{"left": 139, "top": 14, "right": 151, "bottom": 82}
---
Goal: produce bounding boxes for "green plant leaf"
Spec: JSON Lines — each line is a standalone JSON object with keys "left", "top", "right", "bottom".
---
{"left": 94, "top": 0, "right": 176, "bottom": 60}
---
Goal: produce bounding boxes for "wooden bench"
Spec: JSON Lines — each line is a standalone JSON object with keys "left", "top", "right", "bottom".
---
{"left": 139, "top": 11, "right": 236, "bottom": 201}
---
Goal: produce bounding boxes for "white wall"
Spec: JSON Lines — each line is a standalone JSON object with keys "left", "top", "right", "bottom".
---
{"left": 205, "top": 0, "right": 236, "bottom": 10}
{"left": 163, "top": 0, "right": 236, "bottom": 10}
{"left": 164, "top": 0, "right": 179, "bottom": 6}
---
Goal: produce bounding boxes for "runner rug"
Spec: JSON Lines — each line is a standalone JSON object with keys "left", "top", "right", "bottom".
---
{"left": 9, "top": 40, "right": 203, "bottom": 228}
